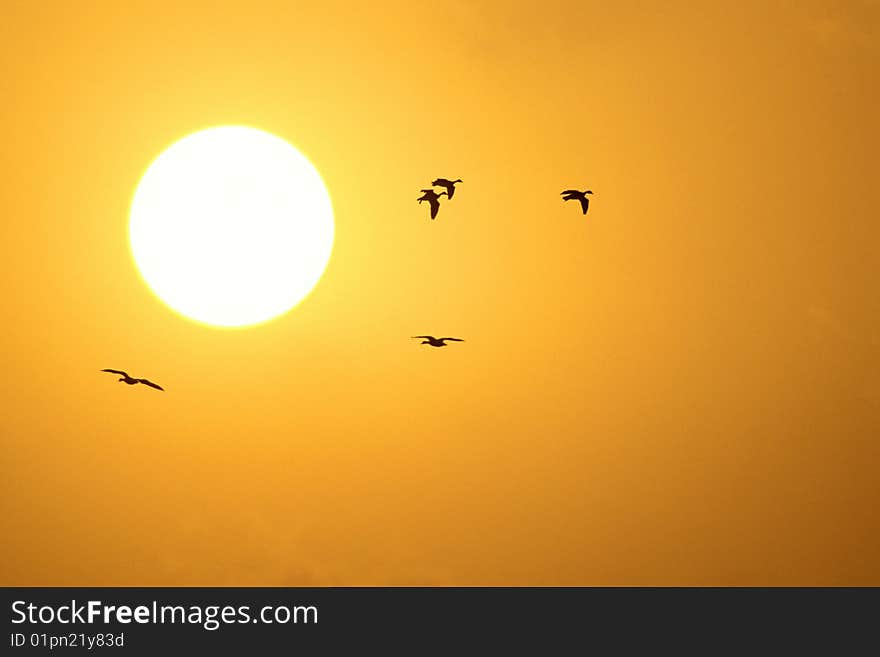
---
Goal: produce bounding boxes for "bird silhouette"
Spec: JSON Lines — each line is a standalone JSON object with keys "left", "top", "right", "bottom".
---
{"left": 101, "top": 369, "right": 164, "bottom": 391}
{"left": 412, "top": 335, "right": 465, "bottom": 347}
{"left": 417, "top": 189, "right": 447, "bottom": 220}
{"left": 561, "top": 189, "right": 593, "bottom": 215}
{"left": 432, "top": 178, "right": 462, "bottom": 199}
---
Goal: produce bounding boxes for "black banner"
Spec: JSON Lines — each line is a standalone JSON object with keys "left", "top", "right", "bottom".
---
{"left": 1, "top": 587, "right": 876, "bottom": 653}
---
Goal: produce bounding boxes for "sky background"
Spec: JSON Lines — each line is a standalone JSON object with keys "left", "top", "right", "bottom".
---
{"left": 1, "top": 0, "right": 878, "bottom": 585}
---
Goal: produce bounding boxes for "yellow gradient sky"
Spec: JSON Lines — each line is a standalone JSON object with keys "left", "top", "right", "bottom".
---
{"left": 2, "top": 0, "right": 878, "bottom": 585}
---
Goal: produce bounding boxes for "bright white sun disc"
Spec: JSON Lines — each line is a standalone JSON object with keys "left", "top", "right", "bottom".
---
{"left": 129, "top": 126, "right": 334, "bottom": 327}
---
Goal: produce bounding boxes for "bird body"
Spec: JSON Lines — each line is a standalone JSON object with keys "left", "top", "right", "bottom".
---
{"left": 561, "top": 189, "right": 593, "bottom": 215}
{"left": 412, "top": 335, "right": 465, "bottom": 347}
{"left": 432, "top": 178, "right": 462, "bottom": 199}
{"left": 417, "top": 189, "right": 447, "bottom": 220}
{"left": 101, "top": 369, "right": 164, "bottom": 391}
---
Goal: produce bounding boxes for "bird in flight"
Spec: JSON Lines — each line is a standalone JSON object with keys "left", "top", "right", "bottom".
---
{"left": 101, "top": 369, "right": 164, "bottom": 391}
{"left": 561, "top": 189, "right": 594, "bottom": 215}
{"left": 412, "top": 335, "right": 465, "bottom": 348}
{"left": 432, "top": 178, "right": 462, "bottom": 199}
{"left": 417, "top": 189, "right": 448, "bottom": 220}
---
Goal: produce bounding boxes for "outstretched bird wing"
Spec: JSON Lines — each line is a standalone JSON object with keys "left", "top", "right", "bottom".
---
{"left": 429, "top": 198, "right": 440, "bottom": 219}
{"left": 101, "top": 368, "right": 129, "bottom": 376}
{"left": 412, "top": 335, "right": 436, "bottom": 340}
{"left": 560, "top": 190, "right": 582, "bottom": 196}
{"left": 431, "top": 178, "right": 446, "bottom": 187}
{"left": 578, "top": 197, "right": 590, "bottom": 214}
{"left": 137, "top": 379, "right": 164, "bottom": 391}
{"left": 440, "top": 337, "right": 464, "bottom": 342}
{"left": 446, "top": 185, "right": 456, "bottom": 200}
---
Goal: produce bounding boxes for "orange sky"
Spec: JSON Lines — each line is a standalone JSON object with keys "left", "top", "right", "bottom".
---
{"left": 1, "top": 0, "right": 878, "bottom": 585}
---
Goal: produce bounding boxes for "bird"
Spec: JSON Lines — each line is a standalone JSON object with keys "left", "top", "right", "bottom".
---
{"left": 417, "top": 189, "right": 447, "bottom": 220}
{"left": 101, "top": 369, "right": 164, "bottom": 391}
{"left": 561, "top": 189, "right": 593, "bottom": 215}
{"left": 412, "top": 335, "right": 465, "bottom": 347}
{"left": 432, "top": 178, "right": 462, "bottom": 199}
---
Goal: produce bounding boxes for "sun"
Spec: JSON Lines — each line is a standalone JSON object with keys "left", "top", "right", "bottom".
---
{"left": 129, "top": 126, "right": 334, "bottom": 328}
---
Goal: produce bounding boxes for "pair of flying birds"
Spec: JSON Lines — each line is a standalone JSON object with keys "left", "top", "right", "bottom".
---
{"left": 101, "top": 337, "right": 464, "bottom": 392}
{"left": 417, "top": 177, "right": 462, "bottom": 220}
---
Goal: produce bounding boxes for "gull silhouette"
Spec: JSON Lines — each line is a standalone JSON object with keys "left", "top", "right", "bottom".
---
{"left": 417, "top": 189, "right": 447, "bottom": 220}
{"left": 432, "top": 178, "right": 462, "bottom": 199}
{"left": 412, "top": 335, "right": 465, "bottom": 348}
{"left": 561, "top": 189, "right": 594, "bottom": 215}
{"left": 101, "top": 369, "right": 164, "bottom": 391}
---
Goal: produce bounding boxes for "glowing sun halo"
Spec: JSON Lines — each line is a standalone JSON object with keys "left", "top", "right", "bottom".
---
{"left": 129, "top": 126, "right": 334, "bottom": 328}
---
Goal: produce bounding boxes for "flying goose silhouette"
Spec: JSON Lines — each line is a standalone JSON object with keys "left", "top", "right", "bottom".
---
{"left": 412, "top": 335, "right": 465, "bottom": 347}
{"left": 561, "top": 189, "right": 593, "bottom": 215}
{"left": 101, "top": 369, "right": 164, "bottom": 391}
{"left": 432, "top": 178, "right": 462, "bottom": 199}
{"left": 417, "top": 189, "right": 447, "bottom": 220}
